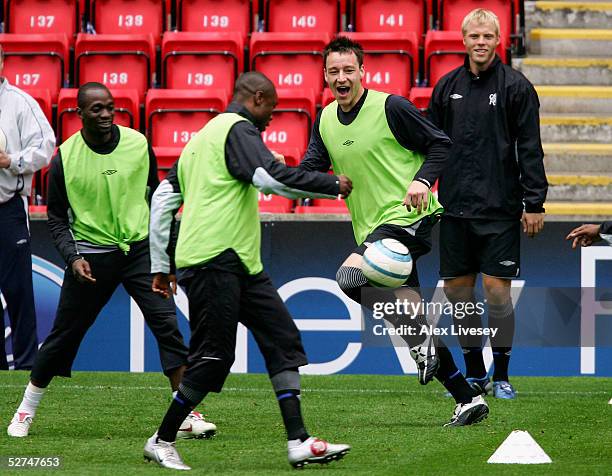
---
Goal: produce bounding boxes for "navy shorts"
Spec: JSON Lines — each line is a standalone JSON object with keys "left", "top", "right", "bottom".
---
{"left": 439, "top": 216, "right": 521, "bottom": 279}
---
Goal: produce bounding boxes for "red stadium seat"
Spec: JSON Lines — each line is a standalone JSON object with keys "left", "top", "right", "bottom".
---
{"left": 311, "top": 197, "right": 348, "bottom": 209}
{"left": 6, "top": 0, "right": 80, "bottom": 41}
{"left": 109, "top": 89, "right": 140, "bottom": 130}
{"left": 408, "top": 87, "right": 432, "bottom": 113}
{"left": 153, "top": 146, "right": 181, "bottom": 180}
{"left": 0, "top": 34, "right": 69, "bottom": 103}
{"left": 161, "top": 32, "right": 244, "bottom": 94}
{"left": 56, "top": 89, "right": 82, "bottom": 140}
{"left": 36, "top": 145, "right": 58, "bottom": 203}
{"left": 352, "top": 0, "right": 428, "bottom": 43}
{"left": 512, "top": 0, "right": 521, "bottom": 32}
{"left": 28, "top": 205, "right": 47, "bottom": 214}
{"left": 154, "top": 146, "right": 180, "bottom": 170}
{"left": 265, "top": 0, "right": 339, "bottom": 34}
{"left": 258, "top": 193, "right": 293, "bottom": 213}
{"left": 424, "top": 31, "right": 464, "bottom": 86}
{"left": 26, "top": 88, "right": 53, "bottom": 123}
{"left": 57, "top": 89, "right": 81, "bottom": 141}
{"left": 75, "top": 34, "right": 155, "bottom": 101}
{"left": 295, "top": 197, "right": 349, "bottom": 214}
{"left": 91, "top": 0, "right": 165, "bottom": 43}
{"left": 424, "top": 30, "right": 506, "bottom": 86}
{"left": 262, "top": 89, "right": 316, "bottom": 157}
{"left": 438, "top": 0, "right": 512, "bottom": 44}
{"left": 250, "top": 33, "right": 330, "bottom": 97}
{"left": 57, "top": 88, "right": 140, "bottom": 142}
{"left": 145, "top": 89, "right": 228, "bottom": 148}
{"left": 270, "top": 146, "right": 302, "bottom": 167}
{"left": 343, "top": 32, "right": 418, "bottom": 96}
{"left": 177, "top": 0, "right": 253, "bottom": 38}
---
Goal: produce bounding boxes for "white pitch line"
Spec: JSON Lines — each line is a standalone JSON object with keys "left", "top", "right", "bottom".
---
{"left": 0, "top": 384, "right": 608, "bottom": 396}
{"left": 0, "top": 384, "right": 422, "bottom": 394}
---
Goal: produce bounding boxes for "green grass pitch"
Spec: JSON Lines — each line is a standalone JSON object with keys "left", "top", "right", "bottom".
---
{"left": 0, "top": 372, "right": 610, "bottom": 474}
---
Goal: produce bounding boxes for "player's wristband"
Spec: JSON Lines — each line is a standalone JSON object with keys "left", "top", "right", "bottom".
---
{"left": 69, "top": 255, "right": 84, "bottom": 265}
{"left": 525, "top": 206, "right": 545, "bottom": 213}
{"left": 414, "top": 177, "right": 431, "bottom": 188}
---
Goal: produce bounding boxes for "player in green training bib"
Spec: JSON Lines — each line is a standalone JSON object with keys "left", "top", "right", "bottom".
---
{"left": 299, "top": 36, "right": 490, "bottom": 427}
{"left": 7, "top": 83, "right": 215, "bottom": 441}
{"left": 146, "top": 72, "right": 352, "bottom": 470}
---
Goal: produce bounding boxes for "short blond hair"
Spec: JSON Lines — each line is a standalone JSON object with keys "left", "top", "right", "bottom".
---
{"left": 461, "top": 8, "right": 500, "bottom": 37}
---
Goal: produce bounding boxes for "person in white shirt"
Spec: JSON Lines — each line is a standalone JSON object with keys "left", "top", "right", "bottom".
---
{"left": 0, "top": 44, "right": 55, "bottom": 370}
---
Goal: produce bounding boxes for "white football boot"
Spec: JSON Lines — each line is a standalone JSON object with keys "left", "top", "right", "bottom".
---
{"left": 177, "top": 411, "right": 217, "bottom": 439}
{"left": 7, "top": 412, "right": 33, "bottom": 438}
{"left": 144, "top": 433, "right": 191, "bottom": 470}
{"left": 409, "top": 336, "right": 439, "bottom": 385}
{"left": 288, "top": 436, "right": 350, "bottom": 468}
{"left": 444, "top": 395, "right": 489, "bottom": 427}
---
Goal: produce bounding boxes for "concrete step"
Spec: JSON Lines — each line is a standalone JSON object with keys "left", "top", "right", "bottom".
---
{"left": 543, "top": 143, "right": 612, "bottom": 173}
{"left": 513, "top": 57, "right": 612, "bottom": 85}
{"left": 547, "top": 173, "right": 612, "bottom": 201}
{"left": 548, "top": 173, "right": 612, "bottom": 186}
{"left": 528, "top": 29, "right": 612, "bottom": 56}
{"left": 540, "top": 114, "right": 612, "bottom": 142}
{"left": 526, "top": 1, "right": 612, "bottom": 30}
{"left": 546, "top": 201, "right": 612, "bottom": 219}
{"left": 536, "top": 86, "right": 612, "bottom": 113}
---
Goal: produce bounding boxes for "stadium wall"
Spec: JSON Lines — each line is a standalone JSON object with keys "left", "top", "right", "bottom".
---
{"left": 15, "top": 219, "right": 612, "bottom": 377}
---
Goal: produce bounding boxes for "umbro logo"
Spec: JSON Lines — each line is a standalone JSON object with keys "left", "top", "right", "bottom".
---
{"left": 499, "top": 260, "right": 515, "bottom": 266}
{"left": 450, "top": 94, "right": 463, "bottom": 99}
{"left": 101, "top": 169, "right": 117, "bottom": 175}
{"left": 342, "top": 140, "right": 354, "bottom": 146}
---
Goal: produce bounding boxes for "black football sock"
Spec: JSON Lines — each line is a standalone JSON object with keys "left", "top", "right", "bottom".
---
{"left": 489, "top": 301, "right": 515, "bottom": 382}
{"left": 157, "top": 390, "right": 199, "bottom": 442}
{"left": 462, "top": 347, "right": 487, "bottom": 380}
{"left": 492, "top": 348, "right": 512, "bottom": 382}
{"left": 445, "top": 287, "right": 487, "bottom": 378}
{"left": 276, "top": 390, "right": 309, "bottom": 442}
{"left": 435, "top": 340, "right": 476, "bottom": 404}
{"left": 449, "top": 290, "right": 486, "bottom": 379}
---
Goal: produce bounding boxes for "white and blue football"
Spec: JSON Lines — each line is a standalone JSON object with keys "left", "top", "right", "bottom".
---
{"left": 362, "top": 238, "right": 413, "bottom": 288}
